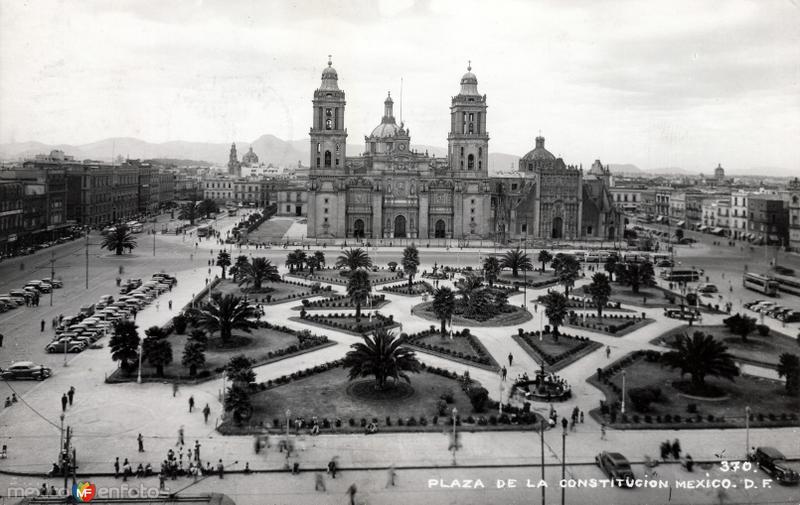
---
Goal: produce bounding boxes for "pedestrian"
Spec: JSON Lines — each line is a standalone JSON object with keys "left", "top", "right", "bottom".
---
{"left": 346, "top": 483, "right": 357, "bottom": 505}
{"left": 138, "top": 433, "right": 144, "bottom": 452}
{"left": 606, "top": 345, "right": 611, "bottom": 359}
{"left": 327, "top": 458, "right": 337, "bottom": 478}
{"left": 188, "top": 396, "right": 195, "bottom": 413}
{"left": 672, "top": 439, "right": 682, "bottom": 459}
{"left": 203, "top": 404, "right": 210, "bottom": 423}
{"left": 156, "top": 301, "right": 160, "bottom": 311}
{"left": 172, "top": 382, "right": 178, "bottom": 397}
{"left": 41, "top": 319, "right": 45, "bottom": 332}
{"left": 114, "top": 457, "right": 120, "bottom": 478}
{"left": 168, "top": 300, "right": 172, "bottom": 311}
{"left": 501, "top": 366, "right": 507, "bottom": 381}
{"left": 68, "top": 386, "right": 75, "bottom": 406}
{"left": 0, "top": 333, "right": 4, "bottom": 347}
{"left": 176, "top": 426, "right": 184, "bottom": 446}
{"left": 315, "top": 472, "right": 326, "bottom": 491}
{"left": 194, "top": 440, "right": 201, "bottom": 462}
{"left": 580, "top": 411, "right": 584, "bottom": 423}
{"left": 386, "top": 465, "right": 397, "bottom": 487}
{"left": 600, "top": 423, "right": 607, "bottom": 440}
{"left": 61, "top": 393, "right": 68, "bottom": 412}
{"left": 508, "top": 352, "right": 513, "bottom": 366}
{"left": 158, "top": 472, "right": 165, "bottom": 490}
{"left": 217, "top": 459, "right": 224, "bottom": 479}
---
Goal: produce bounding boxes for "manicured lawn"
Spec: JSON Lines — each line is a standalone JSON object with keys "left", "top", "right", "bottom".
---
{"left": 293, "top": 313, "right": 400, "bottom": 336}
{"left": 381, "top": 280, "right": 434, "bottom": 296}
{"left": 654, "top": 325, "right": 799, "bottom": 368}
{"left": 592, "top": 354, "right": 799, "bottom": 429}
{"left": 404, "top": 328, "right": 499, "bottom": 370}
{"left": 294, "top": 294, "right": 389, "bottom": 311}
{"left": 497, "top": 270, "right": 559, "bottom": 287}
{"left": 512, "top": 331, "right": 602, "bottom": 372}
{"left": 412, "top": 301, "right": 533, "bottom": 327}
{"left": 221, "top": 366, "right": 542, "bottom": 433}
{"left": 212, "top": 278, "right": 328, "bottom": 304}
{"left": 287, "top": 267, "right": 404, "bottom": 286}
{"left": 595, "top": 284, "right": 674, "bottom": 307}
{"left": 565, "top": 314, "right": 654, "bottom": 337}
{"left": 246, "top": 218, "right": 294, "bottom": 241}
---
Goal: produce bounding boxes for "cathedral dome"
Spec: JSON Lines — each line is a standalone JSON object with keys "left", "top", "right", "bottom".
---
{"left": 522, "top": 136, "right": 555, "bottom": 161}
{"left": 459, "top": 62, "right": 480, "bottom": 96}
{"left": 369, "top": 92, "right": 400, "bottom": 138}
{"left": 319, "top": 56, "right": 339, "bottom": 91}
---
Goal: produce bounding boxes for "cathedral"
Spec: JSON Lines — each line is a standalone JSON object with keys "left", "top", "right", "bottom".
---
{"left": 306, "top": 58, "right": 621, "bottom": 242}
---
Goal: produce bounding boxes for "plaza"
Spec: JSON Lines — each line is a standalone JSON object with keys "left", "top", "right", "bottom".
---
{"left": 1, "top": 209, "right": 799, "bottom": 505}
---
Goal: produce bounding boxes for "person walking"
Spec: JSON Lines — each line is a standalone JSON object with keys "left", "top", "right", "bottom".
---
{"left": 386, "top": 465, "right": 397, "bottom": 487}
{"left": 314, "top": 472, "right": 326, "bottom": 492}
{"left": 600, "top": 423, "right": 607, "bottom": 440}
{"left": 168, "top": 300, "right": 172, "bottom": 311}
{"left": 40, "top": 319, "right": 45, "bottom": 332}
{"left": 0, "top": 333, "right": 4, "bottom": 347}
{"left": 346, "top": 483, "right": 358, "bottom": 505}
{"left": 172, "top": 382, "right": 178, "bottom": 397}
{"left": 501, "top": 366, "right": 507, "bottom": 381}
{"left": 137, "top": 433, "right": 144, "bottom": 452}
{"left": 202, "top": 404, "right": 210, "bottom": 423}
{"left": 188, "top": 396, "right": 195, "bottom": 413}
{"left": 67, "top": 386, "right": 75, "bottom": 406}
{"left": 217, "top": 459, "right": 224, "bottom": 479}
{"left": 606, "top": 346, "right": 611, "bottom": 359}
{"left": 327, "top": 458, "right": 337, "bottom": 478}
{"left": 176, "top": 426, "right": 184, "bottom": 446}
{"left": 508, "top": 352, "right": 513, "bottom": 366}
{"left": 114, "top": 457, "right": 120, "bottom": 478}
{"left": 61, "top": 393, "right": 68, "bottom": 412}
{"left": 194, "top": 440, "right": 201, "bottom": 462}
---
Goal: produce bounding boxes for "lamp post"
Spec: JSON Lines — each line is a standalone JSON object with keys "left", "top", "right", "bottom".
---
{"left": 499, "top": 380, "right": 504, "bottom": 415}
{"left": 137, "top": 341, "right": 143, "bottom": 384}
{"left": 561, "top": 418, "right": 568, "bottom": 505}
{"left": 540, "top": 419, "right": 546, "bottom": 505}
{"left": 620, "top": 370, "right": 627, "bottom": 415}
{"left": 152, "top": 226, "right": 156, "bottom": 256}
{"left": 745, "top": 406, "right": 751, "bottom": 459}
{"left": 50, "top": 252, "right": 55, "bottom": 306}
{"left": 285, "top": 409, "right": 291, "bottom": 441}
{"left": 451, "top": 407, "right": 458, "bottom": 465}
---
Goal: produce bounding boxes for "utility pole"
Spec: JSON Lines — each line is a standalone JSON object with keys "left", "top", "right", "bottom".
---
{"left": 85, "top": 229, "right": 89, "bottom": 289}
{"left": 63, "top": 425, "right": 71, "bottom": 495}
{"left": 153, "top": 226, "right": 156, "bottom": 257}
{"left": 50, "top": 252, "right": 55, "bottom": 306}
{"left": 540, "top": 420, "right": 546, "bottom": 505}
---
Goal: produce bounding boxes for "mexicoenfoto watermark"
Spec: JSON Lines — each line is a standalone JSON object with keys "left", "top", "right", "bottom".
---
{"left": 7, "top": 482, "right": 162, "bottom": 501}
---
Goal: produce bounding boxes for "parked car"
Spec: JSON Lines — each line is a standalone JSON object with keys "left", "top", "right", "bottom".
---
{"left": 776, "top": 310, "right": 800, "bottom": 323}
{"left": 596, "top": 451, "right": 636, "bottom": 486}
{"left": 750, "top": 447, "right": 799, "bottom": 485}
{"left": 1, "top": 361, "right": 52, "bottom": 380}
{"left": 45, "top": 339, "right": 85, "bottom": 353}
{"left": 41, "top": 278, "right": 63, "bottom": 288}
{"left": 698, "top": 283, "right": 718, "bottom": 293}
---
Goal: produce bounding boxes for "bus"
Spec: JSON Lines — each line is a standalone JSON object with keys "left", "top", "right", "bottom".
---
{"left": 769, "top": 274, "right": 800, "bottom": 297}
{"left": 196, "top": 225, "right": 211, "bottom": 238}
{"left": 743, "top": 273, "right": 779, "bottom": 296}
{"left": 662, "top": 269, "right": 701, "bottom": 282}
{"left": 227, "top": 207, "right": 238, "bottom": 217}
{"left": 127, "top": 221, "right": 144, "bottom": 233}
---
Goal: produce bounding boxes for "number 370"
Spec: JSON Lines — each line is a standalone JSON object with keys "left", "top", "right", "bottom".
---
{"left": 720, "top": 461, "right": 752, "bottom": 472}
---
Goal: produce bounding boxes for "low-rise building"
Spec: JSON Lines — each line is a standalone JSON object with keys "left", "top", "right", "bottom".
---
{"left": 747, "top": 196, "right": 789, "bottom": 245}
{"left": 730, "top": 190, "right": 749, "bottom": 239}
{"left": 0, "top": 180, "right": 24, "bottom": 255}
{"left": 788, "top": 178, "right": 800, "bottom": 252}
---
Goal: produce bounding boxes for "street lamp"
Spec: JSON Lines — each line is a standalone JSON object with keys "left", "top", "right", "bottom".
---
{"left": 137, "top": 341, "right": 143, "bottom": 384}
{"left": 561, "top": 417, "right": 568, "bottom": 505}
{"left": 499, "top": 380, "right": 504, "bottom": 415}
{"left": 451, "top": 407, "right": 458, "bottom": 466}
{"left": 745, "top": 406, "right": 751, "bottom": 459}
{"left": 620, "top": 370, "right": 627, "bottom": 415}
{"left": 540, "top": 419, "right": 546, "bottom": 505}
{"left": 285, "top": 409, "right": 291, "bottom": 441}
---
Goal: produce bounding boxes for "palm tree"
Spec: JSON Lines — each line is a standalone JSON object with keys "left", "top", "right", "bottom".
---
{"left": 197, "top": 199, "right": 219, "bottom": 219}
{"left": 431, "top": 286, "right": 456, "bottom": 336}
{"left": 541, "top": 290, "right": 568, "bottom": 337}
{"left": 190, "top": 293, "right": 258, "bottom": 343}
{"left": 216, "top": 250, "right": 231, "bottom": 279}
{"left": 101, "top": 225, "right": 137, "bottom": 255}
{"left": 182, "top": 340, "right": 206, "bottom": 377}
{"left": 346, "top": 269, "right": 371, "bottom": 321}
{"left": 313, "top": 251, "right": 325, "bottom": 269}
{"left": 500, "top": 248, "right": 532, "bottom": 278}
{"left": 616, "top": 261, "right": 655, "bottom": 294}
{"left": 661, "top": 331, "right": 739, "bottom": 391}
{"left": 225, "top": 354, "right": 256, "bottom": 384}
{"left": 777, "top": 353, "right": 800, "bottom": 396}
{"left": 335, "top": 247, "right": 373, "bottom": 271}
{"left": 456, "top": 274, "right": 483, "bottom": 310}
{"left": 285, "top": 249, "right": 307, "bottom": 273}
{"left": 238, "top": 257, "right": 280, "bottom": 291}
{"left": 110, "top": 320, "right": 140, "bottom": 373}
{"left": 341, "top": 328, "right": 422, "bottom": 390}
{"left": 537, "top": 250, "right": 553, "bottom": 272}
{"left": 142, "top": 329, "right": 173, "bottom": 377}
{"left": 552, "top": 253, "right": 581, "bottom": 295}
{"left": 306, "top": 255, "right": 321, "bottom": 274}
{"left": 587, "top": 272, "right": 612, "bottom": 318}
{"left": 482, "top": 256, "right": 501, "bottom": 286}
{"left": 225, "top": 383, "right": 253, "bottom": 424}
{"left": 230, "top": 254, "right": 250, "bottom": 282}
{"left": 401, "top": 245, "right": 420, "bottom": 290}
{"left": 178, "top": 201, "right": 198, "bottom": 226}
{"left": 723, "top": 313, "right": 757, "bottom": 343}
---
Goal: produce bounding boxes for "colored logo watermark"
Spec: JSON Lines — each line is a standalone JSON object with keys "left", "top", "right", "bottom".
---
{"left": 72, "top": 482, "right": 97, "bottom": 502}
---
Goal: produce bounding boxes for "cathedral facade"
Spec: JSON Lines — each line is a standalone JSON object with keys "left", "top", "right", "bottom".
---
{"left": 306, "top": 58, "right": 621, "bottom": 242}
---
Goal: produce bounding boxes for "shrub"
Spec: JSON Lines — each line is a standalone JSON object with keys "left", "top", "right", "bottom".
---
{"left": 687, "top": 403, "right": 697, "bottom": 414}
{"left": 385, "top": 416, "right": 392, "bottom": 426}
{"left": 467, "top": 387, "right": 490, "bottom": 413}
{"left": 756, "top": 324, "right": 770, "bottom": 336}
{"left": 172, "top": 314, "right": 188, "bottom": 334}
{"left": 440, "top": 390, "right": 455, "bottom": 404}
{"left": 407, "top": 417, "right": 417, "bottom": 427}
{"left": 437, "top": 399, "right": 448, "bottom": 416}
{"left": 348, "top": 418, "right": 355, "bottom": 427}
{"left": 629, "top": 386, "right": 661, "bottom": 412}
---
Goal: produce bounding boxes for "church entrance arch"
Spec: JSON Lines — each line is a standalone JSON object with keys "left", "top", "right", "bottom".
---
{"left": 394, "top": 215, "right": 407, "bottom": 238}
{"left": 608, "top": 226, "right": 615, "bottom": 240}
{"left": 551, "top": 217, "right": 563, "bottom": 239}
{"left": 353, "top": 219, "right": 365, "bottom": 239}
{"left": 434, "top": 219, "right": 446, "bottom": 238}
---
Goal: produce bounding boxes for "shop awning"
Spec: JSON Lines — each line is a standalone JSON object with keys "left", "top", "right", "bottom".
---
{"left": 676, "top": 221, "right": 685, "bottom": 227}
{"left": 768, "top": 234, "right": 780, "bottom": 241}
{"left": 712, "top": 227, "right": 724, "bottom": 234}
{"left": 655, "top": 216, "right": 663, "bottom": 222}
{"left": 699, "top": 225, "right": 708, "bottom": 231}
{"left": 747, "top": 233, "right": 755, "bottom": 240}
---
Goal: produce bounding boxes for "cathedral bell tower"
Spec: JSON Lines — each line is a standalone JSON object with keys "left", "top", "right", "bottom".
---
{"left": 310, "top": 55, "right": 347, "bottom": 172}
{"left": 447, "top": 62, "right": 489, "bottom": 178}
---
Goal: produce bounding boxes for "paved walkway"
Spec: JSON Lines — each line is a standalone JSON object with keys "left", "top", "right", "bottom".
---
{"left": 2, "top": 249, "right": 798, "bottom": 481}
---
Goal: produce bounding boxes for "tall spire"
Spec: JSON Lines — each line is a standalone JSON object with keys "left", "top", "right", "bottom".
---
{"left": 468, "top": 59, "right": 471, "bottom": 71}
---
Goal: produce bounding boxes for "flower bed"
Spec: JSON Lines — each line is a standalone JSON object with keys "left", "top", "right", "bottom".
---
{"left": 512, "top": 329, "right": 601, "bottom": 372}
{"left": 286, "top": 267, "right": 404, "bottom": 286}
{"left": 564, "top": 312, "right": 653, "bottom": 336}
{"left": 297, "top": 293, "right": 388, "bottom": 311}
{"left": 403, "top": 327, "right": 499, "bottom": 370}
{"left": 295, "top": 311, "right": 400, "bottom": 336}
{"left": 381, "top": 280, "right": 434, "bottom": 296}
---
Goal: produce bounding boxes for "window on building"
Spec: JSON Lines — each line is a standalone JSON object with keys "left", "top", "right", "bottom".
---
{"left": 469, "top": 113, "right": 474, "bottom": 121}
{"left": 468, "top": 154, "right": 474, "bottom": 170}
{"left": 325, "top": 108, "right": 332, "bottom": 117}
{"left": 324, "top": 208, "right": 328, "bottom": 214}
{"left": 587, "top": 225, "right": 593, "bottom": 235}
{"left": 511, "top": 183, "right": 518, "bottom": 191}
{"left": 335, "top": 158, "right": 340, "bottom": 166}
{"left": 471, "top": 199, "right": 475, "bottom": 204}
{"left": 471, "top": 217, "right": 475, "bottom": 223}
{"left": 324, "top": 198, "right": 329, "bottom": 204}
{"left": 286, "top": 205, "right": 291, "bottom": 212}
{"left": 324, "top": 151, "right": 332, "bottom": 167}
{"left": 325, "top": 119, "right": 332, "bottom": 130}
{"left": 324, "top": 217, "right": 328, "bottom": 223}
{"left": 471, "top": 208, "right": 475, "bottom": 214}
{"left": 335, "top": 144, "right": 340, "bottom": 153}
{"left": 317, "top": 143, "right": 321, "bottom": 153}
{"left": 521, "top": 224, "right": 527, "bottom": 233}
{"left": 460, "top": 147, "right": 464, "bottom": 157}
{"left": 468, "top": 123, "right": 474, "bottom": 134}
{"left": 316, "top": 157, "right": 320, "bottom": 167}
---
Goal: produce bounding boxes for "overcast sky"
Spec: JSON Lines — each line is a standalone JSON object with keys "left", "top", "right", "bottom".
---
{"left": 1, "top": 0, "right": 798, "bottom": 174}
